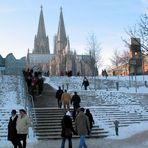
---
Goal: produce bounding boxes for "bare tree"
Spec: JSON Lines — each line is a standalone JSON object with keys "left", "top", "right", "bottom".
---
{"left": 110, "top": 49, "right": 121, "bottom": 68}
{"left": 119, "top": 50, "right": 129, "bottom": 65}
{"left": 123, "top": 14, "right": 148, "bottom": 54}
{"left": 86, "top": 33, "right": 102, "bottom": 76}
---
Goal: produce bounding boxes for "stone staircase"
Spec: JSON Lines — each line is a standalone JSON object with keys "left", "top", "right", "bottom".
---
{"left": 79, "top": 90, "right": 148, "bottom": 132}
{"left": 1, "top": 81, "right": 148, "bottom": 141}
{"left": 90, "top": 105, "right": 148, "bottom": 130}
{"left": 31, "top": 107, "right": 109, "bottom": 140}
{"left": 1, "top": 105, "right": 148, "bottom": 141}
{"left": 0, "top": 109, "right": 11, "bottom": 140}
{"left": 31, "top": 105, "right": 148, "bottom": 140}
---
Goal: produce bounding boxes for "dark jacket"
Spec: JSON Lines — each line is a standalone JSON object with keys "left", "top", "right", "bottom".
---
{"left": 61, "top": 115, "right": 75, "bottom": 138}
{"left": 8, "top": 115, "right": 18, "bottom": 141}
{"left": 71, "top": 94, "right": 81, "bottom": 110}
{"left": 85, "top": 110, "right": 94, "bottom": 129}
{"left": 56, "top": 89, "right": 63, "bottom": 101}
{"left": 82, "top": 78, "right": 89, "bottom": 87}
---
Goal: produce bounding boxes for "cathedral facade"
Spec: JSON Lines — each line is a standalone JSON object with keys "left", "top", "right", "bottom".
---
{"left": 27, "top": 7, "right": 97, "bottom": 76}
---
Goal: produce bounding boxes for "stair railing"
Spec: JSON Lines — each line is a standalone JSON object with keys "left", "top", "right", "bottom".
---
{"left": 27, "top": 94, "right": 37, "bottom": 137}
{"left": 22, "top": 76, "right": 37, "bottom": 137}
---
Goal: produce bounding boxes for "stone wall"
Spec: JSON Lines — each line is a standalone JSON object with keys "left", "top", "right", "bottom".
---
{"left": 0, "top": 53, "right": 26, "bottom": 75}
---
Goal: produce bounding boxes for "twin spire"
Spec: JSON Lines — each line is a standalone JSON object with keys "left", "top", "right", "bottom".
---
{"left": 33, "top": 6, "right": 67, "bottom": 54}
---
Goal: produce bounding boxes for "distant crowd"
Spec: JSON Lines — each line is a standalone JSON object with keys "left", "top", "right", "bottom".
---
{"left": 23, "top": 69, "right": 44, "bottom": 99}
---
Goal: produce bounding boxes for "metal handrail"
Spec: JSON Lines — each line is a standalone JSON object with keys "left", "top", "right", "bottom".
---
{"left": 27, "top": 94, "right": 37, "bottom": 137}
{"left": 22, "top": 76, "right": 37, "bottom": 137}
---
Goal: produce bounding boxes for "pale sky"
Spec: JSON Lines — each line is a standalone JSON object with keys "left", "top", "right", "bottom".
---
{"left": 0, "top": 0, "right": 148, "bottom": 66}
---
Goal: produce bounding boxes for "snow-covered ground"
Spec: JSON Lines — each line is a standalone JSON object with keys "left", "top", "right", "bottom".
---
{"left": 45, "top": 76, "right": 148, "bottom": 139}
{"left": 0, "top": 75, "right": 148, "bottom": 147}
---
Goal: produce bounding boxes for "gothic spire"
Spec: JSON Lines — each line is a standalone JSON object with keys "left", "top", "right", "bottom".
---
{"left": 33, "top": 6, "right": 50, "bottom": 54}
{"left": 57, "top": 7, "right": 67, "bottom": 44}
{"left": 37, "top": 5, "right": 46, "bottom": 39}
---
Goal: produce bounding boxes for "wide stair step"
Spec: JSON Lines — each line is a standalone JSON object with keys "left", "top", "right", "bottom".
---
{"left": 31, "top": 108, "right": 109, "bottom": 140}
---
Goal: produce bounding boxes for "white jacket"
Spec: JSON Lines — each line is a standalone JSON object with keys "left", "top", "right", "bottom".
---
{"left": 16, "top": 114, "right": 30, "bottom": 134}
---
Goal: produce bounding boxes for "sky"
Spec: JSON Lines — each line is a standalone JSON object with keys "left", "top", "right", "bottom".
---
{"left": 1, "top": 75, "right": 148, "bottom": 147}
{"left": 0, "top": 0, "right": 148, "bottom": 67}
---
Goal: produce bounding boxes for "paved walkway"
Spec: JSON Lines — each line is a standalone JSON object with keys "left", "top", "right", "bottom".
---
{"left": 27, "top": 130, "right": 148, "bottom": 148}
{"left": 34, "top": 83, "right": 57, "bottom": 108}
{"left": 28, "top": 83, "right": 148, "bottom": 148}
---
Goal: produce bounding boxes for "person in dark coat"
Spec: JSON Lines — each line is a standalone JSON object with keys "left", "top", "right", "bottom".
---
{"left": 82, "top": 77, "right": 89, "bottom": 90}
{"left": 56, "top": 86, "right": 64, "bottom": 108}
{"left": 61, "top": 111, "right": 76, "bottom": 148}
{"left": 114, "top": 120, "right": 120, "bottom": 136}
{"left": 8, "top": 109, "right": 22, "bottom": 148}
{"left": 71, "top": 92, "right": 81, "bottom": 120}
{"left": 85, "top": 109, "right": 94, "bottom": 129}
{"left": 38, "top": 75, "right": 44, "bottom": 95}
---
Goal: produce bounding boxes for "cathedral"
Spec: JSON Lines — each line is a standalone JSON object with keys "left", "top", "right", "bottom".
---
{"left": 27, "top": 7, "right": 97, "bottom": 76}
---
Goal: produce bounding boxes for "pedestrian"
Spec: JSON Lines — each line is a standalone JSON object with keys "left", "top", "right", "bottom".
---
{"left": 8, "top": 109, "right": 22, "bottom": 148}
{"left": 75, "top": 107, "right": 90, "bottom": 148}
{"left": 16, "top": 109, "right": 30, "bottom": 148}
{"left": 71, "top": 92, "right": 81, "bottom": 120}
{"left": 61, "top": 90, "right": 71, "bottom": 110}
{"left": 30, "top": 77, "right": 38, "bottom": 98}
{"left": 61, "top": 111, "right": 76, "bottom": 148}
{"left": 38, "top": 74, "right": 44, "bottom": 95}
{"left": 56, "top": 86, "right": 64, "bottom": 108}
{"left": 82, "top": 77, "right": 89, "bottom": 90}
{"left": 114, "top": 120, "right": 120, "bottom": 136}
{"left": 85, "top": 109, "right": 94, "bottom": 129}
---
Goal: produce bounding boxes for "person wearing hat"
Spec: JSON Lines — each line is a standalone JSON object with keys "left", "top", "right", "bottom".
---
{"left": 8, "top": 109, "right": 22, "bottom": 148}
{"left": 61, "top": 111, "right": 76, "bottom": 148}
{"left": 16, "top": 109, "right": 30, "bottom": 148}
